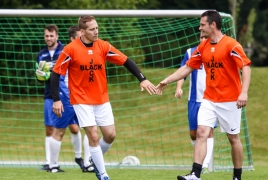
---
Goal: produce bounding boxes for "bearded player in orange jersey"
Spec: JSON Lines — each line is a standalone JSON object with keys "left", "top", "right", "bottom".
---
{"left": 50, "top": 15, "right": 157, "bottom": 180}
{"left": 156, "top": 10, "right": 251, "bottom": 180}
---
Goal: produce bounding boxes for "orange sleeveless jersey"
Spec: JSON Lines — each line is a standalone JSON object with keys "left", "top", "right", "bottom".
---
{"left": 186, "top": 35, "right": 251, "bottom": 102}
{"left": 53, "top": 38, "right": 127, "bottom": 105}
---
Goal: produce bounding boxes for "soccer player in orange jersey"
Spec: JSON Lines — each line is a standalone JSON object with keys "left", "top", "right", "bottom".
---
{"left": 175, "top": 34, "right": 217, "bottom": 174}
{"left": 156, "top": 10, "right": 251, "bottom": 180}
{"left": 36, "top": 24, "right": 85, "bottom": 172}
{"left": 48, "top": 26, "right": 94, "bottom": 173}
{"left": 50, "top": 15, "right": 156, "bottom": 180}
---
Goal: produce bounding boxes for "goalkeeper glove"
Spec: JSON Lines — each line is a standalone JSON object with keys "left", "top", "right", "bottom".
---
{"left": 36, "top": 69, "right": 51, "bottom": 81}
{"left": 37, "top": 61, "right": 52, "bottom": 72}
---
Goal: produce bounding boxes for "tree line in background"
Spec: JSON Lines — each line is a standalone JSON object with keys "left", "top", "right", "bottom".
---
{"left": 0, "top": 0, "right": 267, "bottom": 66}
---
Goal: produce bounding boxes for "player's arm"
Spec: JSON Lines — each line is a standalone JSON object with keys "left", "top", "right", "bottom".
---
{"left": 237, "top": 65, "right": 251, "bottom": 109}
{"left": 231, "top": 45, "right": 252, "bottom": 109}
{"left": 123, "top": 58, "right": 156, "bottom": 95}
{"left": 156, "top": 65, "right": 194, "bottom": 95}
{"left": 175, "top": 78, "right": 185, "bottom": 98}
{"left": 175, "top": 50, "right": 189, "bottom": 98}
{"left": 175, "top": 63, "right": 187, "bottom": 99}
{"left": 50, "top": 71, "right": 64, "bottom": 117}
{"left": 50, "top": 47, "right": 71, "bottom": 116}
{"left": 50, "top": 71, "right": 60, "bottom": 102}
{"left": 156, "top": 46, "right": 202, "bottom": 95}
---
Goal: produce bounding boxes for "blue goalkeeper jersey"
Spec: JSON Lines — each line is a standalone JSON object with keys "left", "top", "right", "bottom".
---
{"left": 59, "top": 70, "right": 71, "bottom": 105}
{"left": 36, "top": 41, "right": 64, "bottom": 99}
{"left": 181, "top": 47, "right": 206, "bottom": 102}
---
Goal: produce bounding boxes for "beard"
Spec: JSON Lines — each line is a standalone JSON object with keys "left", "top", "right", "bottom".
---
{"left": 47, "top": 41, "right": 56, "bottom": 48}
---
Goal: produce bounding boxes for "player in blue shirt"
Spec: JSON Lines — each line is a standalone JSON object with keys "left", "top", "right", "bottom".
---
{"left": 48, "top": 26, "right": 95, "bottom": 173}
{"left": 35, "top": 24, "right": 89, "bottom": 172}
{"left": 175, "top": 34, "right": 216, "bottom": 173}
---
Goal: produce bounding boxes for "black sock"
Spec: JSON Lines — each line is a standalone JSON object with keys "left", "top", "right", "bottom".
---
{"left": 233, "top": 168, "right": 242, "bottom": 179}
{"left": 191, "top": 162, "right": 202, "bottom": 178}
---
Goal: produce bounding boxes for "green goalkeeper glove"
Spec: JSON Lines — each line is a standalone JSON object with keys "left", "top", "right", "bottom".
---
{"left": 37, "top": 61, "right": 52, "bottom": 72}
{"left": 36, "top": 69, "right": 51, "bottom": 81}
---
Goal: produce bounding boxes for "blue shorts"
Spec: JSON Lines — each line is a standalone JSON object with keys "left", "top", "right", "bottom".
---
{"left": 188, "top": 101, "right": 218, "bottom": 130}
{"left": 44, "top": 99, "right": 57, "bottom": 126}
{"left": 54, "top": 103, "right": 78, "bottom": 128}
{"left": 53, "top": 80, "right": 79, "bottom": 128}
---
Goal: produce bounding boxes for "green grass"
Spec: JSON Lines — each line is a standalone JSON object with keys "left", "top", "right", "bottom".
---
{"left": 0, "top": 166, "right": 267, "bottom": 180}
{"left": 246, "top": 67, "right": 268, "bottom": 165}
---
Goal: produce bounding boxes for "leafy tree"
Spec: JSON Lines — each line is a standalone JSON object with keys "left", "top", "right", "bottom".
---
{"left": 237, "top": 8, "right": 256, "bottom": 58}
{"left": 251, "top": 0, "right": 268, "bottom": 66}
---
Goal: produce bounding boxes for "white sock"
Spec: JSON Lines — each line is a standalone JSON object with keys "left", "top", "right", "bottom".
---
{"left": 202, "top": 138, "right": 214, "bottom": 168}
{"left": 99, "top": 137, "right": 112, "bottom": 155}
{"left": 89, "top": 145, "right": 107, "bottom": 177}
{"left": 45, "top": 136, "right": 51, "bottom": 165}
{"left": 71, "top": 131, "right": 82, "bottom": 158}
{"left": 83, "top": 134, "right": 92, "bottom": 167}
{"left": 191, "top": 139, "right": 196, "bottom": 147}
{"left": 49, "top": 137, "right": 62, "bottom": 168}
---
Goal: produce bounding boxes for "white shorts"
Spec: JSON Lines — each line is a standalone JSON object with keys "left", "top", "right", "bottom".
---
{"left": 198, "top": 99, "right": 241, "bottom": 134}
{"left": 73, "top": 102, "right": 114, "bottom": 127}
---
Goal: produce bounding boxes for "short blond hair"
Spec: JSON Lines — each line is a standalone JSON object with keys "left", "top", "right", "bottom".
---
{"left": 78, "top": 15, "right": 95, "bottom": 30}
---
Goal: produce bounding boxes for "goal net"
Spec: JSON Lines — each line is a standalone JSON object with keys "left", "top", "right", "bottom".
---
{"left": 0, "top": 10, "right": 253, "bottom": 171}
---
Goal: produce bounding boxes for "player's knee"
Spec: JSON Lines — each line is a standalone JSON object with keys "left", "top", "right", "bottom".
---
{"left": 227, "top": 134, "right": 241, "bottom": 145}
{"left": 196, "top": 126, "right": 210, "bottom": 139}
{"left": 88, "top": 131, "right": 99, "bottom": 144}
{"left": 208, "top": 128, "right": 214, "bottom": 138}
{"left": 106, "top": 132, "right": 116, "bottom": 142}
{"left": 68, "top": 124, "right": 79, "bottom": 134}
{"left": 55, "top": 128, "right": 66, "bottom": 137}
{"left": 45, "top": 126, "right": 54, "bottom": 136}
{"left": 189, "top": 130, "right": 197, "bottom": 140}
{"left": 52, "top": 129, "right": 65, "bottom": 141}
{"left": 103, "top": 131, "right": 116, "bottom": 144}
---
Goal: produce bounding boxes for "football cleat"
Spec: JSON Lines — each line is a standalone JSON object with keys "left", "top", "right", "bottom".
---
{"left": 82, "top": 164, "right": 95, "bottom": 173}
{"left": 233, "top": 177, "right": 241, "bottom": 180}
{"left": 177, "top": 172, "right": 201, "bottom": 180}
{"left": 101, "top": 176, "right": 110, "bottom": 180}
{"left": 47, "top": 166, "right": 65, "bottom": 173}
{"left": 201, "top": 167, "right": 210, "bottom": 174}
{"left": 40, "top": 164, "right": 49, "bottom": 171}
{"left": 75, "top": 157, "right": 84, "bottom": 170}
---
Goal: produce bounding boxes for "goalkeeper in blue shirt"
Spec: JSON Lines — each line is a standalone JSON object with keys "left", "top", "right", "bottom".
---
{"left": 35, "top": 24, "right": 93, "bottom": 172}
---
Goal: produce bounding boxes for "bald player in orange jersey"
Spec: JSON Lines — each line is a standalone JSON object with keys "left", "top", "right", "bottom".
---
{"left": 50, "top": 15, "right": 156, "bottom": 180}
{"left": 156, "top": 10, "right": 251, "bottom": 180}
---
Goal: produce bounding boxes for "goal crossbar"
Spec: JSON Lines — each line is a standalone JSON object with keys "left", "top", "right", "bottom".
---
{"left": 0, "top": 9, "right": 232, "bottom": 18}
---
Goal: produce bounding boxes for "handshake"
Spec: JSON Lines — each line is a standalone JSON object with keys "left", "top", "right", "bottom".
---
{"left": 35, "top": 61, "right": 53, "bottom": 81}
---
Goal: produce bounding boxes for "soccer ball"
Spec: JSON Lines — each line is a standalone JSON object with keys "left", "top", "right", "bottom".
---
{"left": 122, "top": 156, "right": 140, "bottom": 165}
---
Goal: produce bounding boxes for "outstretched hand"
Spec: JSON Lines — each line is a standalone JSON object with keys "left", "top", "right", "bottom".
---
{"left": 52, "top": 100, "right": 64, "bottom": 117}
{"left": 155, "top": 79, "right": 169, "bottom": 95}
{"left": 140, "top": 80, "right": 157, "bottom": 95}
